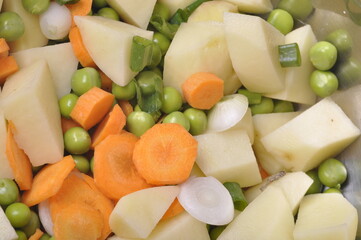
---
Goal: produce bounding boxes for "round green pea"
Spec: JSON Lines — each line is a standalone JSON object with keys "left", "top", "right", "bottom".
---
{"left": 149, "top": 67, "right": 163, "bottom": 78}
{"left": 97, "top": 7, "right": 120, "bottom": 21}
{"left": 152, "top": 2, "right": 170, "bottom": 20}
{"left": 325, "top": 29, "right": 353, "bottom": 59}
{"left": 90, "top": 156, "right": 94, "bottom": 173}
{"left": 277, "top": 0, "right": 313, "bottom": 21}
{"left": 22, "top": 0, "right": 50, "bottom": 15}
{"left": 323, "top": 188, "right": 342, "bottom": 194}
{"left": 39, "top": 233, "right": 52, "bottom": 240}
{"left": 305, "top": 169, "right": 323, "bottom": 194}
{"left": 149, "top": 44, "right": 162, "bottom": 69}
{"left": 71, "top": 67, "right": 101, "bottom": 96}
{"left": 112, "top": 81, "right": 136, "bottom": 100}
{"left": 21, "top": 211, "right": 40, "bottom": 237}
{"left": 134, "top": 105, "right": 162, "bottom": 122}
{"left": 183, "top": 108, "right": 207, "bottom": 135}
{"left": 309, "top": 70, "right": 338, "bottom": 98}
{"left": 0, "top": 12, "right": 25, "bottom": 42}
{"left": 267, "top": 9, "right": 294, "bottom": 35}
{"left": 250, "top": 97, "right": 274, "bottom": 115}
{"left": 5, "top": 202, "right": 31, "bottom": 228}
{"left": 163, "top": 111, "right": 190, "bottom": 131}
{"left": 49, "top": 237, "right": 55, "bottom": 240}
{"left": 15, "top": 230, "right": 27, "bottom": 240}
{"left": 318, "top": 158, "right": 347, "bottom": 188}
{"left": 59, "top": 93, "right": 78, "bottom": 119}
{"left": 126, "top": 111, "right": 155, "bottom": 137}
{"left": 64, "top": 127, "right": 91, "bottom": 155}
{"left": 335, "top": 57, "right": 361, "bottom": 90}
{"left": 161, "top": 87, "right": 183, "bottom": 114}
{"left": 153, "top": 32, "right": 170, "bottom": 55}
{"left": 0, "top": 178, "right": 19, "bottom": 206}
{"left": 273, "top": 100, "right": 294, "bottom": 113}
{"left": 72, "top": 155, "right": 90, "bottom": 173}
{"left": 309, "top": 41, "right": 338, "bottom": 71}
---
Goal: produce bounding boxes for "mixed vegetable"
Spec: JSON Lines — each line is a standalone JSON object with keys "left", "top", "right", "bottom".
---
{"left": 0, "top": 0, "right": 361, "bottom": 239}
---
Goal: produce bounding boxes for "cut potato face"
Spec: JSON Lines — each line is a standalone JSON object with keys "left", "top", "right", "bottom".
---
{"left": 187, "top": 1, "right": 238, "bottom": 23}
{"left": 157, "top": 0, "right": 195, "bottom": 16}
{"left": 218, "top": 0, "right": 273, "bottom": 14}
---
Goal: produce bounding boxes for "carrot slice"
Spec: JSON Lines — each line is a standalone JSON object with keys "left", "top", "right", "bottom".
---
{"left": 21, "top": 155, "right": 75, "bottom": 207}
{"left": 29, "top": 229, "right": 43, "bottom": 240}
{"left": 181, "top": 72, "right": 224, "bottom": 110}
{"left": 99, "top": 70, "right": 113, "bottom": 92}
{"left": 69, "top": 26, "right": 96, "bottom": 68}
{"left": 133, "top": 123, "right": 198, "bottom": 185}
{"left": 0, "top": 38, "right": 9, "bottom": 58}
{"left": 66, "top": 0, "right": 92, "bottom": 26}
{"left": 5, "top": 121, "right": 33, "bottom": 190}
{"left": 61, "top": 117, "right": 81, "bottom": 134}
{"left": 94, "top": 133, "right": 152, "bottom": 200}
{"left": 0, "top": 56, "right": 19, "bottom": 85}
{"left": 70, "top": 87, "right": 114, "bottom": 130}
{"left": 118, "top": 100, "right": 134, "bottom": 117}
{"left": 161, "top": 198, "right": 184, "bottom": 221}
{"left": 91, "top": 104, "right": 126, "bottom": 149}
{"left": 53, "top": 203, "right": 103, "bottom": 240}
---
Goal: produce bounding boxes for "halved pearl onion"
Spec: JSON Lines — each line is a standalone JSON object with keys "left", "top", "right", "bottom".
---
{"left": 39, "top": 2, "right": 72, "bottom": 40}
{"left": 177, "top": 176, "right": 234, "bottom": 226}
{"left": 206, "top": 94, "right": 249, "bottom": 133}
{"left": 38, "top": 200, "right": 54, "bottom": 236}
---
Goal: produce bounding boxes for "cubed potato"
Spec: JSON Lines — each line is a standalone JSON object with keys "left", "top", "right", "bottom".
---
{"left": 187, "top": 1, "right": 238, "bottom": 23}
{"left": 217, "top": 0, "right": 273, "bottom": 14}
{"left": 157, "top": 0, "right": 194, "bottom": 16}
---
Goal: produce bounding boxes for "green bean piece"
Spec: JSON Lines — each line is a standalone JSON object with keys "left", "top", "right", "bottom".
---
{"left": 55, "top": 0, "right": 79, "bottom": 5}
{"left": 278, "top": 43, "right": 301, "bottom": 67}
{"left": 223, "top": 182, "right": 248, "bottom": 211}
{"left": 130, "top": 36, "right": 154, "bottom": 72}
{"left": 325, "top": 29, "right": 353, "bottom": 59}
{"left": 149, "top": 43, "right": 162, "bottom": 69}
{"left": 267, "top": 9, "right": 294, "bottom": 35}
{"left": 152, "top": 2, "right": 171, "bottom": 20}
{"left": 250, "top": 97, "right": 274, "bottom": 115}
{"left": 22, "top": 0, "right": 50, "bottom": 14}
{"left": 273, "top": 100, "right": 294, "bottom": 113}
{"left": 150, "top": 16, "right": 179, "bottom": 40}
{"left": 237, "top": 89, "right": 262, "bottom": 105}
{"left": 277, "top": 0, "right": 313, "bottom": 21}
{"left": 335, "top": 57, "right": 361, "bottom": 90}
{"left": 0, "top": 12, "right": 25, "bottom": 42}
{"left": 169, "top": 9, "right": 187, "bottom": 24}
{"left": 21, "top": 211, "right": 40, "bottom": 237}
{"left": 209, "top": 225, "right": 227, "bottom": 240}
{"left": 135, "top": 71, "right": 163, "bottom": 113}
{"left": 309, "top": 70, "right": 338, "bottom": 98}
{"left": 96, "top": 7, "right": 120, "bottom": 21}
{"left": 306, "top": 169, "right": 323, "bottom": 194}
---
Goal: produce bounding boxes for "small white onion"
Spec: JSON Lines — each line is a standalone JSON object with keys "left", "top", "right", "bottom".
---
{"left": 206, "top": 94, "right": 249, "bottom": 133}
{"left": 38, "top": 200, "right": 54, "bottom": 236}
{"left": 39, "top": 2, "right": 72, "bottom": 40}
{"left": 177, "top": 176, "right": 234, "bottom": 225}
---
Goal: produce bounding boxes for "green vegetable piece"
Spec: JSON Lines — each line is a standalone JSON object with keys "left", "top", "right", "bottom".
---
{"left": 325, "top": 29, "right": 353, "bottom": 59}
{"left": 305, "top": 169, "right": 323, "bottom": 194}
{"left": 152, "top": 2, "right": 171, "bottom": 20}
{"left": 309, "top": 70, "right": 338, "bottom": 98}
{"left": 273, "top": 100, "right": 294, "bottom": 113}
{"left": 71, "top": 67, "right": 102, "bottom": 96}
{"left": 49, "top": 237, "right": 55, "bottom": 240}
{"left": 223, "top": 182, "right": 248, "bottom": 211}
{"left": 161, "top": 87, "right": 183, "bottom": 114}
{"left": 209, "top": 225, "right": 227, "bottom": 240}
{"left": 277, "top": 0, "right": 313, "bottom": 21}
{"left": 183, "top": 108, "right": 207, "bottom": 135}
{"left": 134, "top": 104, "right": 162, "bottom": 122}
{"left": 64, "top": 127, "right": 91, "bottom": 155}
{"left": 278, "top": 42, "right": 301, "bottom": 67}
{"left": 250, "top": 97, "right": 274, "bottom": 115}
{"left": 20, "top": 211, "right": 40, "bottom": 237}
{"left": 39, "top": 233, "right": 52, "bottom": 240}
{"left": 112, "top": 80, "right": 136, "bottom": 100}
{"left": 90, "top": 156, "right": 94, "bottom": 173}
{"left": 0, "top": 178, "right": 19, "bottom": 206}
{"left": 318, "top": 158, "right": 347, "bottom": 188}
{"left": 130, "top": 36, "right": 154, "bottom": 72}
{"left": 55, "top": 0, "right": 80, "bottom": 5}
{"left": 237, "top": 88, "right": 262, "bottom": 105}
{"left": 72, "top": 155, "right": 90, "bottom": 173}
{"left": 135, "top": 71, "right": 163, "bottom": 113}
{"left": 96, "top": 7, "right": 120, "bottom": 21}
{"left": 309, "top": 41, "right": 338, "bottom": 71}
{"left": 335, "top": 57, "right": 361, "bottom": 90}
{"left": 5, "top": 202, "right": 31, "bottom": 228}
{"left": 0, "top": 12, "right": 25, "bottom": 42}
{"left": 267, "top": 9, "right": 294, "bottom": 35}
{"left": 153, "top": 32, "right": 171, "bottom": 56}
{"left": 15, "top": 230, "right": 27, "bottom": 240}
{"left": 22, "top": 0, "right": 50, "bottom": 14}
{"left": 92, "top": 0, "right": 107, "bottom": 9}
{"left": 163, "top": 111, "right": 190, "bottom": 131}
{"left": 126, "top": 111, "right": 155, "bottom": 137}
{"left": 150, "top": 16, "right": 179, "bottom": 40}
{"left": 323, "top": 188, "right": 342, "bottom": 194}
{"left": 169, "top": 9, "right": 187, "bottom": 24}
{"left": 59, "top": 93, "right": 79, "bottom": 119}
{"left": 149, "top": 43, "right": 162, "bottom": 69}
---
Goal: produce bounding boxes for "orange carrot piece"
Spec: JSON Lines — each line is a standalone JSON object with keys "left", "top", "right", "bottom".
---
{"left": 70, "top": 87, "right": 115, "bottom": 130}
{"left": 181, "top": 72, "right": 224, "bottom": 110}
{"left": 133, "top": 123, "right": 198, "bottom": 185}
{"left": 94, "top": 133, "right": 152, "bottom": 200}
{"left": 21, "top": 155, "right": 76, "bottom": 207}
{"left": 53, "top": 203, "right": 103, "bottom": 240}
{"left": 99, "top": 70, "right": 113, "bottom": 92}
{"left": 0, "top": 56, "right": 19, "bottom": 85}
{"left": 118, "top": 100, "right": 134, "bottom": 117}
{"left": 66, "top": 0, "right": 92, "bottom": 26}
{"left": 6, "top": 121, "right": 33, "bottom": 190}
{"left": 28, "top": 229, "right": 43, "bottom": 240}
{"left": 0, "top": 38, "right": 9, "bottom": 58}
{"left": 91, "top": 104, "right": 126, "bottom": 149}
{"left": 69, "top": 26, "right": 96, "bottom": 68}
{"left": 61, "top": 117, "right": 81, "bottom": 134}
{"left": 161, "top": 198, "right": 184, "bottom": 221}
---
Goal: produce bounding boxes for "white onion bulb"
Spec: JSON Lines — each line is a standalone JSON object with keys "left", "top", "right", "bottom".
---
{"left": 39, "top": 2, "right": 72, "bottom": 40}
{"left": 38, "top": 200, "right": 54, "bottom": 236}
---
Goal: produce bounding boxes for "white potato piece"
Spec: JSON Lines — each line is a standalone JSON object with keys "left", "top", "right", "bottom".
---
{"left": 3, "top": 0, "right": 48, "bottom": 52}
{"left": 218, "top": 186, "right": 294, "bottom": 240}
{"left": 157, "top": 0, "right": 194, "bottom": 16}
{"left": 224, "top": 12, "right": 285, "bottom": 93}
{"left": 252, "top": 112, "right": 300, "bottom": 174}
{"left": 0, "top": 60, "right": 64, "bottom": 167}
{"left": 75, "top": 16, "right": 153, "bottom": 87}
{"left": 188, "top": 1, "right": 238, "bottom": 23}
{"left": 12, "top": 43, "right": 78, "bottom": 99}
{"left": 109, "top": 186, "right": 180, "bottom": 239}
{"left": 294, "top": 193, "right": 358, "bottom": 240}
{"left": 0, "top": 206, "right": 17, "bottom": 240}
{"left": 195, "top": 129, "right": 262, "bottom": 187}
{"left": 265, "top": 25, "right": 317, "bottom": 105}
{"left": 261, "top": 98, "right": 361, "bottom": 172}
{"left": 163, "top": 21, "right": 241, "bottom": 98}
{"left": 0, "top": 109, "right": 14, "bottom": 179}
{"left": 228, "top": 108, "right": 254, "bottom": 144}
{"left": 106, "top": 0, "right": 157, "bottom": 29}
{"left": 218, "top": 0, "right": 273, "bottom": 14}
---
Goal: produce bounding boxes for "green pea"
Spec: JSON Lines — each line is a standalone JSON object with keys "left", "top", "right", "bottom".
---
{"left": 20, "top": 211, "right": 40, "bottom": 237}
{"left": 183, "top": 108, "right": 207, "bottom": 135}
{"left": 136, "top": 71, "right": 160, "bottom": 96}
{"left": 273, "top": 100, "right": 294, "bottom": 113}
{"left": 90, "top": 156, "right": 94, "bottom": 173}
{"left": 305, "top": 169, "right": 323, "bottom": 194}
{"left": 59, "top": 93, "right": 78, "bottom": 119}
{"left": 267, "top": 9, "right": 294, "bottom": 35}
{"left": 161, "top": 87, "right": 182, "bottom": 114}
{"left": 250, "top": 97, "right": 274, "bottom": 115}
{"left": 134, "top": 105, "right": 161, "bottom": 122}
{"left": 209, "top": 225, "right": 226, "bottom": 240}
{"left": 92, "top": 0, "right": 107, "bottom": 9}
{"left": 323, "top": 188, "right": 342, "bottom": 194}
{"left": 0, "top": 12, "right": 25, "bottom": 42}
{"left": 152, "top": 2, "right": 170, "bottom": 20}
{"left": 309, "top": 41, "right": 338, "bottom": 71}
{"left": 64, "top": 127, "right": 91, "bottom": 155}
{"left": 15, "top": 230, "right": 27, "bottom": 240}
{"left": 325, "top": 29, "right": 353, "bottom": 59}
{"left": 112, "top": 81, "right": 136, "bottom": 100}
{"left": 72, "top": 155, "right": 90, "bottom": 173}
{"left": 153, "top": 32, "right": 170, "bottom": 55}
{"left": 97, "top": 7, "right": 120, "bottom": 21}
{"left": 126, "top": 111, "right": 155, "bottom": 137}
{"left": 5, "top": 203, "right": 31, "bottom": 228}
{"left": 277, "top": 0, "right": 313, "bottom": 21}
{"left": 335, "top": 57, "right": 361, "bottom": 90}
{"left": 149, "top": 43, "right": 162, "bottom": 69}
{"left": 309, "top": 70, "right": 338, "bottom": 98}
{"left": 149, "top": 67, "right": 163, "bottom": 78}
{"left": 49, "top": 237, "right": 55, "bottom": 240}
{"left": 0, "top": 178, "right": 19, "bottom": 206}
{"left": 163, "top": 111, "right": 190, "bottom": 131}
{"left": 22, "top": 0, "right": 50, "bottom": 14}
{"left": 71, "top": 67, "right": 101, "bottom": 96}
{"left": 39, "top": 233, "right": 51, "bottom": 240}
{"left": 318, "top": 158, "right": 347, "bottom": 188}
